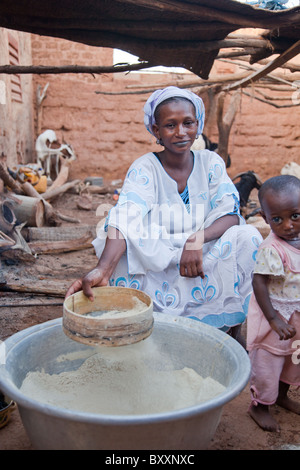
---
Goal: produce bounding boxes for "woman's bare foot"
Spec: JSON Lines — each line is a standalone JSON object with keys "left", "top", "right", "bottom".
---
{"left": 248, "top": 403, "right": 280, "bottom": 432}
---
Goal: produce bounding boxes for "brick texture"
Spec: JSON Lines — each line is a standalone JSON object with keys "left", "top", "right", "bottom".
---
{"left": 31, "top": 34, "right": 300, "bottom": 183}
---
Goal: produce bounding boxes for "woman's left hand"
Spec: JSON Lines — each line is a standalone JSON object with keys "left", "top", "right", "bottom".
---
{"left": 180, "top": 231, "right": 205, "bottom": 278}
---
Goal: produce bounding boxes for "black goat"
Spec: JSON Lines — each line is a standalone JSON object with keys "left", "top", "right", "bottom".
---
{"left": 232, "top": 171, "right": 262, "bottom": 209}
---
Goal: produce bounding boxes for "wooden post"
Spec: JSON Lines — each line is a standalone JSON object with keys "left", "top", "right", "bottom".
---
{"left": 216, "top": 90, "right": 241, "bottom": 166}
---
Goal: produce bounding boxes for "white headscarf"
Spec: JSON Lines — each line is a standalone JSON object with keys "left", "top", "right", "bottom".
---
{"left": 144, "top": 86, "right": 205, "bottom": 137}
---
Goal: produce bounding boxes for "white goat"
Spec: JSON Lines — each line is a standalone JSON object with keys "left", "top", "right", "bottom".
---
{"left": 36, "top": 130, "right": 76, "bottom": 181}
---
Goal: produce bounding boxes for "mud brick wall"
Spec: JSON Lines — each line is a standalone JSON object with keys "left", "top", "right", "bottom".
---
{"left": 31, "top": 35, "right": 300, "bottom": 183}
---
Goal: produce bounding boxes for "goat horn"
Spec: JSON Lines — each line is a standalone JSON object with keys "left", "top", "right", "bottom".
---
{"left": 231, "top": 172, "right": 248, "bottom": 181}
{"left": 251, "top": 173, "right": 263, "bottom": 186}
{"left": 231, "top": 171, "right": 263, "bottom": 186}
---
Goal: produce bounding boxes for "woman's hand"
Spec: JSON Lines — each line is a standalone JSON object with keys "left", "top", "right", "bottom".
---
{"left": 65, "top": 226, "right": 126, "bottom": 301}
{"left": 65, "top": 266, "right": 111, "bottom": 301}
{"left": 180, "top": 231, "right": 205, "bottom": 278}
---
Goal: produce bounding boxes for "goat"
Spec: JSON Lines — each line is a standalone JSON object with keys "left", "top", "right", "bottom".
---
{"left": 36, "top": 130, "right": 59, "bottom": 179}
{"left": 232, "top": 171, "right": 262, "bottom": 210}
{"left": 191, "top": 133, "right": 231, "bottom": 168}
{"left": 36, "top": 130, "right": 76, "bottom": 181}
{"left": 281, "top": 161, "right": 300, "bottom": 179}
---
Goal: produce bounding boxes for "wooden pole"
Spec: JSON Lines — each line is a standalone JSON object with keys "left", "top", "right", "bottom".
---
{"left": 224, "top": 40, "right": 300, "bottom": 92}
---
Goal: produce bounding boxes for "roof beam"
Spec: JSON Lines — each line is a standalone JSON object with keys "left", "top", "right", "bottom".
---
{"left": 223, "top": 39, "right": 300, "bottom": 91}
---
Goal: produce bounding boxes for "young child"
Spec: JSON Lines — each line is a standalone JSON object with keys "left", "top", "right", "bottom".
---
{"left": 247, "top": 174, "right": 300, "bottom": 432}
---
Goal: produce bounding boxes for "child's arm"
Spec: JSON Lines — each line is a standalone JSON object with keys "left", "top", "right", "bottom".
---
{"left": 252, "top": 273, "right": 296, "bottom": 340}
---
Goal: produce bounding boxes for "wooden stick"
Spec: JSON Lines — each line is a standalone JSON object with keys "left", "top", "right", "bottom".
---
{"left": 0, "top": 162, "right": 24, "bottom": 194}
{"left": 45, "top": 157, "right": 71, "bottom": 192}
{"left": 224, "top": 40, "right": 300, "bottom": 91}
{"left": 0, "top": 279, "right": 67, "bottom": 296}
{"left": 216, "top": 91, "right": 241, "bottom": 166}
{"left": 23, "top": 225, "right": 96, "bottom": 242}
{"left": 0, "top": 62, "right": 152, "bottom": 75}
{"left": 28, "top": 233, "right": 94, "bottom": 254}
{"left": 0, "top": 301, "right": 64, "bottom": 308}
{"left": 42, "top": 179, "right": 81, "bottom": 201}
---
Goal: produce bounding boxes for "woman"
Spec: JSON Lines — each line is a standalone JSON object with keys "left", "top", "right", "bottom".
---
{"left": 66, "top": 86, "right": 262, "bottom": 336}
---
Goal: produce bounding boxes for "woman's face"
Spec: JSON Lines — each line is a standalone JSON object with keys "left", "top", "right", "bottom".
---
{"left": 152, "top": 99, "right": 198, "bottom": 155}
{"left": 261, "top": 190, "right": 300, "bottom": 241}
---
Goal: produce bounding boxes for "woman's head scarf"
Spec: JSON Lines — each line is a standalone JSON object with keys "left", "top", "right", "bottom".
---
{"left": 144, "top": 86, "right": 205, "bottom": 137}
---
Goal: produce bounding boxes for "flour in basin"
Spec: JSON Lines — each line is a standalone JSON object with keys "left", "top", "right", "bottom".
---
{"left": 20, "top": 339, "right": 226, "bottom": 415}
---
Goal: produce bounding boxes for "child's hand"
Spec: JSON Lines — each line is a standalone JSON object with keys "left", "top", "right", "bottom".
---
{"left": 269, "top": 317, "right": 296, "bottom": 340}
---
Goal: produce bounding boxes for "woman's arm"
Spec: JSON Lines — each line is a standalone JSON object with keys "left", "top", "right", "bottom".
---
{"left": 179, "top": 214, "right": 239, "bottom": 278}
{"left": 65, "top": 227, "right": 126, "bottom": 301}
{"left": 203, "top": 214, "right": 239, "bottom": 243}
{"left": 252, "top": 273, "right": 296, "bottom": 340}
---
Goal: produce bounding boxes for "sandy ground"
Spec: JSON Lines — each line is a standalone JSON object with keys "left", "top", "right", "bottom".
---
{"left": 0, "top": 190, "right": 299, "bottom": 451}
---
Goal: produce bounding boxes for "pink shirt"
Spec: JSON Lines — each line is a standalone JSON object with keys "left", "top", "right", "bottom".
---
{"left": 247, "top": 232, "right": 300, "bottom": 356}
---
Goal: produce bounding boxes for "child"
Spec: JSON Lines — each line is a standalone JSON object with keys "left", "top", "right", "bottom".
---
{"left": 247, "top": 174, "right": 300, "bottom": 432}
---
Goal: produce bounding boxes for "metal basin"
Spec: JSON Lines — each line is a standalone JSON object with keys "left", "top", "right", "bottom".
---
{"left": 0, "top": 314, "right": 250, "bottom": 450}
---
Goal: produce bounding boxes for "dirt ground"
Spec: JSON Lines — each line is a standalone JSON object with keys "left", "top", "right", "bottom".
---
{"left": 0, "top": 189, "right": 299, "bottom": 451}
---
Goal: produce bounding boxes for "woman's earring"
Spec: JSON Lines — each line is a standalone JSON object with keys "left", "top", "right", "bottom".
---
{"left": 156, "top": 138, "right": 163, "bottom": 146}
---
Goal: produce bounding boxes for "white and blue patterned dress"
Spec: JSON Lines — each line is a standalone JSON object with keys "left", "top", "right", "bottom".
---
{"left": 93, "top": 150, "right": 262, "bottom": 331}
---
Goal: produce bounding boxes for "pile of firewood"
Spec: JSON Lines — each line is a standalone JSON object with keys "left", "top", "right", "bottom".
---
{"left": 0, "top": 157, "right": 93, "bottom": 262}
{"left": 0, "top": 155, "right": 122, "bottom": 264}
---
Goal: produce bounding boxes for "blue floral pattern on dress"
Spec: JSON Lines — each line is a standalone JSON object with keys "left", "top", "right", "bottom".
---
{"left": 155, "top": 282, "right": 177, "bottom": 307}
{"left": 208, "top": 163, "right": 223, "bottom": 183}
{"left": 127, "top": 167, "right": 149, "bottom": 186}
{"left": 208, "top": 239, "right": 232, "bottom": 260}
{"left": 191, "top": 275, "right": 216, "bottom": 304}
{"left": 115, "top": 274, "right": 140, "bottom": 290}
{"left": 210, "top": 183, "right": 238, "bottom": 209}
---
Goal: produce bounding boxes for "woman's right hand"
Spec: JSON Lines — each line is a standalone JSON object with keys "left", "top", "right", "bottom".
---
{"left": 65, "top": 227, "right": 127, "bottom": 302}
{"left": 65, "top": 267, "right": 111, "bottom": 301}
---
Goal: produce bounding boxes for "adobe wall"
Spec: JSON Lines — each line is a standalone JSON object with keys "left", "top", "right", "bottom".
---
{"left": 0, "top": 28, "right": 34, "bottom": 169}
{"left": 31, "top": 35, "right": 300, "bottom": 184}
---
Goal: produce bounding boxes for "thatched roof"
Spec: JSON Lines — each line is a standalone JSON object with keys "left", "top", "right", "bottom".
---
{"left": 1, "top": 0, "right": 300, "bottom": 78}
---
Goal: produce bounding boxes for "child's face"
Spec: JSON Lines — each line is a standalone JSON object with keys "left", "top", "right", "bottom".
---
{"left": 261, "top": 190, "right": 300, "bottom": 241}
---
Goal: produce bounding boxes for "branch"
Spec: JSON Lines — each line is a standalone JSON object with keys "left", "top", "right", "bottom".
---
{"left": 242, "top": 90, "right": 300, "bottom": 108}
{"left": 223, "top": 40, "right": 300, "bottom": 91}
{"left": 0, "top": 62, "right": 153, "bottom": 75}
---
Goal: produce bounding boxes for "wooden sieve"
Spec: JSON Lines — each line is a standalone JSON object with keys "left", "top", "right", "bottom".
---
{"left": 63, "top": 286, "right": 153, "bottom": 347}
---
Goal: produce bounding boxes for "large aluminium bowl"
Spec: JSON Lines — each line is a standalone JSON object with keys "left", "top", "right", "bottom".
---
{"left": 0, "top": 314, "right": 250, "bottom": 450}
